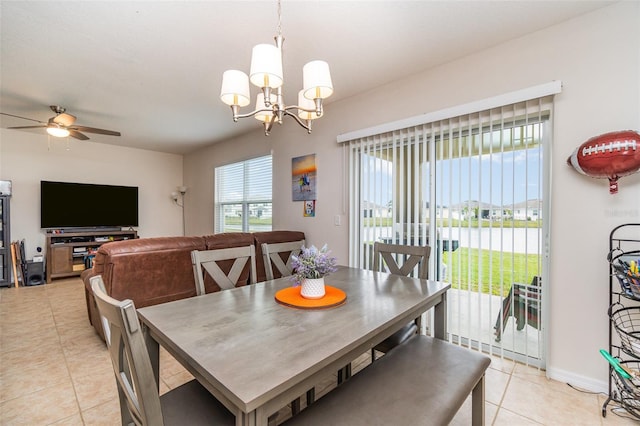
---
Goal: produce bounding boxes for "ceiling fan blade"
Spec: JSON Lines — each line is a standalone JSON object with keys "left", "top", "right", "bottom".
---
{"left": 7, "top": 125, "right": 47, "bottom": 129}
{"left": 68, "top": 129, "right": 90, "bottom": 140}
{"left": 53, "top": 113, "right": 76, "bottom": 127}
{"left": 1, "top": 112, "right": 46, "bottom": 124}
{"left": 71, "top": 125, "right": 121, "bottom": 136}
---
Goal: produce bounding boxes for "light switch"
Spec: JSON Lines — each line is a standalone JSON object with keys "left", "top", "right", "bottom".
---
{"left": 334, "top": 215, "right": 341, "bottom": 226}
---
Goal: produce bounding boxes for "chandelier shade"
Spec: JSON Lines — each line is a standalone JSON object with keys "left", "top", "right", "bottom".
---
{"left": 249, "top": 44, "right": 284, "bottom": 89}
{"left": 220, "top": 70, "right": 251, "bottom": 107}
{"left": 219, "top": 0, "right": 333, "bottom": 135}
{"left": 303, "top": 60, "right": 334, "bottom": 100}
{"left": 298, "top": 90, "right": 322, "bottom": 120}
{"left": 255, "top": 93, "right": 276, "bottom": 123}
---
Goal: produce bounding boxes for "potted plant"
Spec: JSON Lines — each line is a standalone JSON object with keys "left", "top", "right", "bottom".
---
{"left": 291, "top": 244, "right": 338, "bottom": 299}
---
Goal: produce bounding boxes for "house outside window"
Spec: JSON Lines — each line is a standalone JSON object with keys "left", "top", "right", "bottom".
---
{"left": 214, "top": 155, "right": 272, "bottom": 233}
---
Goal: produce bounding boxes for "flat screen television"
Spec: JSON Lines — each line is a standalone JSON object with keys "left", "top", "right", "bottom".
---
{"left": 41, "top": 181, "right": 138, "bottom": 229}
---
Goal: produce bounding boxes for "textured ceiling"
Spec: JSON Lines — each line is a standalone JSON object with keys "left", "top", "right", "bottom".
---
{"left": 0, "top": 1, "right": 613, "bottom": 154}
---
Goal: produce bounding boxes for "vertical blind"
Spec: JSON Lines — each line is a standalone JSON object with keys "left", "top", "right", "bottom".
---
{"left": 214, "top": 155, "right": 272, "bottom": 233}
{"left": 343, "top": 92, "right": 555, "bottom": 367}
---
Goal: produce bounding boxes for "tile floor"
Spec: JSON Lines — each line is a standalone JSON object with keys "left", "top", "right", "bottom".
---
{"left": 0, "top": 278, "right": 638, "bottom": 425}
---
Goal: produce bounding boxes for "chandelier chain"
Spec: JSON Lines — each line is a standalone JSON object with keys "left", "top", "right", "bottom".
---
{"left": 219, "top": 0, "right": 332, "bottom": 136}
{"left": 277, "top": 0, "right": 282, "bottom": 37}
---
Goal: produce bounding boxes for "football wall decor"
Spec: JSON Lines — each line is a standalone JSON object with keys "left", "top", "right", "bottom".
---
{"left": 566, "top": 130, "right": 640, "bottom": 194}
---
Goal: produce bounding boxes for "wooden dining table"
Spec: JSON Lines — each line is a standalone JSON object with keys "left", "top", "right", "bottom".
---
{"left": 137, "top": 265, "right": 450, "bottom": 426}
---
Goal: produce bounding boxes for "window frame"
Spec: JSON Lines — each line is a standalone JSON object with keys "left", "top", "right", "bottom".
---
{"left": 214, "top": 154, "right": 273, "bottom": 233}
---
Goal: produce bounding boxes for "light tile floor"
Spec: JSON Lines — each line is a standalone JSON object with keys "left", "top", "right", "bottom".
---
{"left": 0, "top": 278, "right": 638, "bottom": 425}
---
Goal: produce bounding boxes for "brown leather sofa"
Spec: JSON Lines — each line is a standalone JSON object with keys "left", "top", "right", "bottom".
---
{"left": 82, "top": 230, "right": 305, "bottom": 340}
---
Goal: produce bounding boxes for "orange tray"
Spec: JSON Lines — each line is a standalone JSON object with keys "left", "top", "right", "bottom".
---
{"left": 275, "top": 285, "right": 347, "bottom": 309}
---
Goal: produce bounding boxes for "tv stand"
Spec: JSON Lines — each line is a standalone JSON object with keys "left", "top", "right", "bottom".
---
{"left": 52, "top": 226, "right": 123, "bottom": 233}
{"left": 45, "top": 229, "right": 137, "bottom": 283}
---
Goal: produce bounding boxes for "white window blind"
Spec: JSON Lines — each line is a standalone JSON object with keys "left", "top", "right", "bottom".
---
{"left": 344, "top": 87, "right": 558, "bottom": 368}
{"left": 215, "top": 155, "right": 272, "bottom": 233}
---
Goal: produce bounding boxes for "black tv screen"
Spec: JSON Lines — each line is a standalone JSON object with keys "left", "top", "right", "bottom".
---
{"left": 40, "top": 181, "right": 138, "bottom": 229}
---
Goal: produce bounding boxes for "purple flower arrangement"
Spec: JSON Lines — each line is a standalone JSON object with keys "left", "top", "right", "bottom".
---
{"left": 291, "top": 244, "right": 338, "bottom": 285}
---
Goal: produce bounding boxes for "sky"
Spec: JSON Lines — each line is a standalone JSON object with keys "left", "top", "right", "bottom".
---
{"left": 431, "top": 146, "right": 542, "bottom": 206}
{"left": 363, "top": 145, "right": 542, "bottom": 207}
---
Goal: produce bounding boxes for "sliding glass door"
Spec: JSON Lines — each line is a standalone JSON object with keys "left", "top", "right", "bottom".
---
{"left": 347, "top": 97, "right": 552, "bottom": 366}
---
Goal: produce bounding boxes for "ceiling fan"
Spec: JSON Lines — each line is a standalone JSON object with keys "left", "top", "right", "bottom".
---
{"left": 0, "top": 105, "right": 121, "bottom": 140}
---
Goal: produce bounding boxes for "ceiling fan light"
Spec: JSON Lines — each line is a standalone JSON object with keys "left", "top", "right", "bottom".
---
{"left": 249, "top": 44, "right": 283, "bottom": 89}
{"left": 46, "top": 126, "right": 70, "bottom": 138}
{"left": 303, "top": 60, "right": 333, "bottom": 100}
{"left": 298, "top": 90, "right": 322, "bottom": 120}
{"left": 53, "top": 112, "right": 76, "bottom": 127}
{"left": 220, "top": 70, "right": 251, "bottom": 107}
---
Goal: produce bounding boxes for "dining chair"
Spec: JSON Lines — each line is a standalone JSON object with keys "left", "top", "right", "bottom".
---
{"left": 191, "top": 245, "right": 257, "bottom": 296}
{"left": 261, "top": 239, "right": 305, "bottom": 280}
{"left": 90, "top": 275, "right": 234, "bottom": 426}
{"left": 260, "top": 239, "right": 315, "bottom": 415}
{"left": 494, "top": 276, "right": 541, "bottom": 342}
{"left": 371, "top": 241, "right": 431, "bottom": 361}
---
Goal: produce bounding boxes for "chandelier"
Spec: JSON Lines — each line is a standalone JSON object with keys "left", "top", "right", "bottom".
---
{"left": 219, "top": 0, "right": 333, "bottom": 136}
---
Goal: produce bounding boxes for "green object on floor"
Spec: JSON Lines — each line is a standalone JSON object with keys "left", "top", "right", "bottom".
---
{"left": 600, "top": 349, "right": 632, "bottom": 379}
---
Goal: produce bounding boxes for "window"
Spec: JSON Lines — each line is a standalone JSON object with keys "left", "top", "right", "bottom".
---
{"left": 215, "top": 155, "right": 272, "bottom": 233}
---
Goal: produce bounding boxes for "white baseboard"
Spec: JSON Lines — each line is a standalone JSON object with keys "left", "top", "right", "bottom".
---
{"left": 546, "top": 366, "right": 608, "bottom": 394}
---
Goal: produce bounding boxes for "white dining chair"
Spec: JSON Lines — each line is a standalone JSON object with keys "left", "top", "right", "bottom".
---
{"left": 371, "top": 242, "right": 431, "bottom": 360}
{"left": 261, "top": 239, "right": 305, "bottom": 280}
{"left": 90, "top": 275, "right": 235, "bottom": 425}
{"left": 191, "top": 245, "right": 257, "bottom": 296}
{"left": 260, "top": 239, "right": 316, "bottom": 416}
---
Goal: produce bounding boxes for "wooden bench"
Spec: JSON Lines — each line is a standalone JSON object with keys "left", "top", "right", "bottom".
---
{"left": 284, "top": 335, "right": 491, "bottom": 425}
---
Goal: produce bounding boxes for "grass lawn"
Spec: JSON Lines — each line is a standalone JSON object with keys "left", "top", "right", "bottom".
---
{"left": 363, "top": 218, "right": 541, "bottom": 229}
{"left": 442, "top": 247, "right": 540, "bottom": 296}
{"left": 223, "top": 216, "right": 272, "bottom": 226}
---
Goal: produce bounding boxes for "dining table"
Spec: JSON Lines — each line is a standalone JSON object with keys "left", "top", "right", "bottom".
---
{"left": 137, "top": 265, "right": 450, "bottom": 426}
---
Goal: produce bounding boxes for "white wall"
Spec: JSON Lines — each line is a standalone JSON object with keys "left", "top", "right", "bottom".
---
{"left": 184, "top": 2, "right": 640, "bottom": 390}
{"left": 183, "top": 105, "right": 348, "bottom": 248}
{"left": 0, "top": 129, "right": 184, "bottom": 258}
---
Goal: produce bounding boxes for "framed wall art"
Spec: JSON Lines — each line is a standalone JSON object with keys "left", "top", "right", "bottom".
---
{"left": 304, "top": 200, "right": 316, "bottom": 217}
{"left": 292, "top": 154, "right": 316, "bottom": 201}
